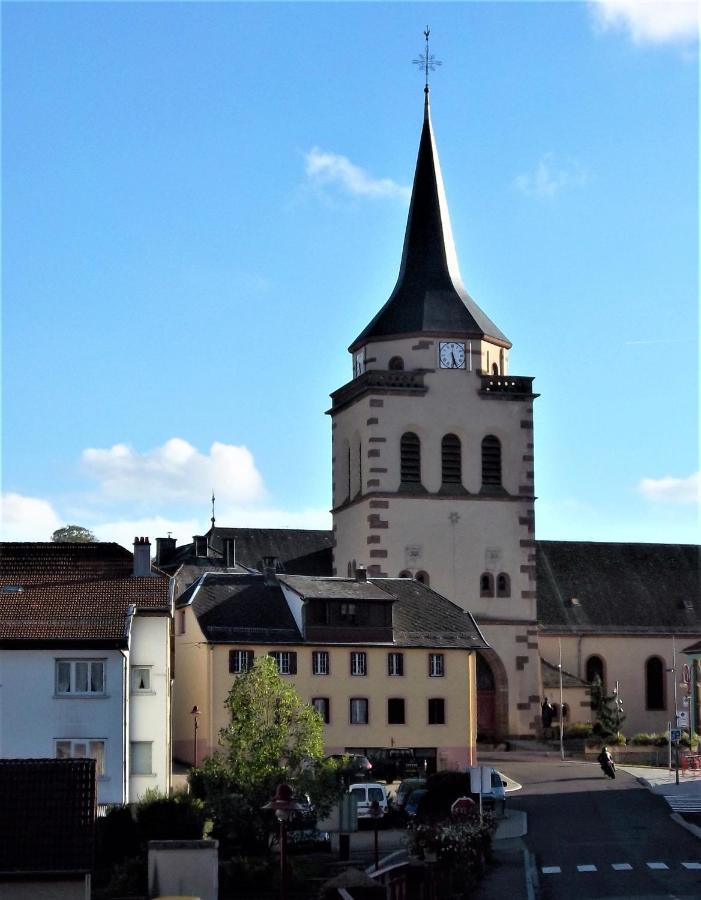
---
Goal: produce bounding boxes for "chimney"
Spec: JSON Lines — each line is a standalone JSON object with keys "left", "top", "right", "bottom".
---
{"left": 155, "top": 536, "right": 177, "bottom": 566}
{"left": 133, "top": 537, "right": 152, "bottom": 577}
{"left": 355, "top": 565, "right": 368, "bottom": 583}
{"left": 261, "top": 555, "right": 280, "bottom": 587}
{"left": 223, "top": 538, "right": 235, "bottom": 569}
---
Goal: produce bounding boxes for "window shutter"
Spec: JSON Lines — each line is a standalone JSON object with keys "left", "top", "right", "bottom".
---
{"left": 229, "top": 651, "right": 236, "bottom": 673}
{"left": 290, "top": 652, "right": 297, "bottom": 675}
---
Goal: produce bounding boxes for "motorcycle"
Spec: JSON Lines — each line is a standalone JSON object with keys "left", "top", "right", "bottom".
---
{"left": 599, "top": 754, "right": 616, "bottom": 779}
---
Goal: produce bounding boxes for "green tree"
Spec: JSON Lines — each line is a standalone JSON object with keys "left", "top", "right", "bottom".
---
{"left": 51, "top": 524, "right": 97, "bottom": 543}
{"left": 590, "top": 674, "right": 626, "bottom": 739}
{"left": 189, "top": 656, "right": 342, "bottom": 855}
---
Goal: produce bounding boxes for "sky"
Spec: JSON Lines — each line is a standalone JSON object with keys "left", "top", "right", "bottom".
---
{"left": 1, "top": 0, "right": 698, "bottom": 550}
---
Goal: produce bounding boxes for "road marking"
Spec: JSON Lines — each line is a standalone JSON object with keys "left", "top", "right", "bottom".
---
{"left": 663, "top": 794, "right": 701, "bottom": 812}
{"left": 541, "top": 866, "right": 561, "bottom": 874}
{"left": 612, "top": 863, "right": 633, "bottom": 870}
{"left": 577, "top": 865, "right": 597, "bottom": 872}
{"left": 682, "top": 862, "right": 701, "bottom": 869}
{"left": 647, "top": 862, "right": 669, "bottom": 870}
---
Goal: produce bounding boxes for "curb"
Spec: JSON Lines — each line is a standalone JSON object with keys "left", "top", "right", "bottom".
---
{"left": 671, "top": 812, "right": 701, "bottom": 840}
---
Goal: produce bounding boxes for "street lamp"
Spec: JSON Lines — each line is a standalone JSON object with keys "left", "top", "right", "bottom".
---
{"left": 263, "top": 783, "right": 304, "bottom": 900}
{"left": 190, "top": 705, "right": 201, "bottom": 767}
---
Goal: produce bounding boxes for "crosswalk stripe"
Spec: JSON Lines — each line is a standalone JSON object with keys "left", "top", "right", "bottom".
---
{"left": 542, "top": 867, "right": 561, "bottom": 874}
{"left": 663, "top": 795, "right": 701, "bottom": 811}
{"left": 682, "top": 862, "right": 701, "bottom": 870}
{"left": 577, "top": 865, "right": 597, "bottom": 872}
{"left": 612, "top": 863, "right": 633, "bottom": 870}
{"left": 647, "top": 862, "right": 669, "bottom": 870}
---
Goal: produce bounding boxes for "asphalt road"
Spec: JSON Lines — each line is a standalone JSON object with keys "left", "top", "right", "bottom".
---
{"left": 487, "top": 754, "right": 701, "bottom": 899}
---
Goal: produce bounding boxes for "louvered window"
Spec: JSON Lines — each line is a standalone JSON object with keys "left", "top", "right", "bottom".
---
{"left": 400, "top": 432, "right": 421, "bottom": 484}
{"left": 441, "top": 434, "right": 462, "bottom": 484}
{"left": 496, "top": 573, "right": 510, "bottom": 597}
{"left": 481, "top": 435, "right": 502, "bottom": 486}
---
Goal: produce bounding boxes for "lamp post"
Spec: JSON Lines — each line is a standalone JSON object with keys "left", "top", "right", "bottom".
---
{"left": 368, "top": 799, "right": 383, "bottom": 871}
{"left": 263, "top": 783, "right": 303, "bottom": 900}
{"left": 190, "top": 705, "right": 201, "bottom": 767}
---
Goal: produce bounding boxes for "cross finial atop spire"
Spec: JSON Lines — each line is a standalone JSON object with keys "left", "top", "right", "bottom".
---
{"left": 210, "top": 490, "right": 216, "bottom": 528}
{"left": 413, "top": 27, "right": 442, "bottom": 97}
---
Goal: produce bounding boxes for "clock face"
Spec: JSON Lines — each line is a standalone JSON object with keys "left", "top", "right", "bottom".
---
{"left": 439, "top": 341, "right": 466, "bottom": 369}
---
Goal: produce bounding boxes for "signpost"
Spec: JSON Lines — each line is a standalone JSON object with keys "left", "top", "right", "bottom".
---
{"left": 671, "top": 728, "right": 682, "bottom": 785}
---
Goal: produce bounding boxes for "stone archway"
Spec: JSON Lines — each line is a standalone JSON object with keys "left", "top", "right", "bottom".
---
{"left": 476, "top": 649, "right": 509, "bottom": 741}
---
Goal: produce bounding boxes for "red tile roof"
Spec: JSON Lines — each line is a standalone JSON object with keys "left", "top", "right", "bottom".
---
{"left": 0, "top": 542, "right": 170, "bottom": 644}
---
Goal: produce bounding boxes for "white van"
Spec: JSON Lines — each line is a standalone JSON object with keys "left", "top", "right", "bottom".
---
{"left": 348, "top": 782, "right": 389, "bottom": 819}
{"left": 468, "top": 766, "right": 507, "bottom": 816}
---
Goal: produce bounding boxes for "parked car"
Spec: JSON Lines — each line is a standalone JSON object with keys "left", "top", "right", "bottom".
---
{"left": 404, "top": 788, "right": 428, "bottom": 818}
{"left": 395, "top": 777, "right": 427, "bottom": 812}
{"left": 467, "top": 766, "right": 507, "bottom": 816}
{"left": 348, "top": 782, "right": 389, "bottom": 820}
{"left": 327, "top": 753, "right": 373, "bottom": 781}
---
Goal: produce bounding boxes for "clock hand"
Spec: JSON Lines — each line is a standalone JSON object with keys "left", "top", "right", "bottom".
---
{"left": 451, "top": 351, "right": 457, "bottom": 367}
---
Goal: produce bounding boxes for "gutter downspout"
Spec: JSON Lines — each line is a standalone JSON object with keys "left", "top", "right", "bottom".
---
{"left": 121, "top": 603, "right": 136, "bottom": 804}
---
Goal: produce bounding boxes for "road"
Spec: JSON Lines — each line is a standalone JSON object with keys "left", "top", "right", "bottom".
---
{"left": 487, "top": 754, "right": 701, "bottom": 899}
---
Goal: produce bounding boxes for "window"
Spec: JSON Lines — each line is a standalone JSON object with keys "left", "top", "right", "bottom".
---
{"left": 646, "top": 657, "right": 666, "bottom": 710}
{"left": 312, "top": 651, "right": 330, "bottom": 676}
{"left": 429, "top": 654, "right": 445, "bottom": 677}
{"left": 350, "top": 652, "right": 367, "bottom": 676}
{"left": 55, "top": 739, "right": 105, "bottom": 776}
{"left": 229, "top": 650, "right": 254, "bottom": 674}
{"left": 130, "top": 741, "right": 153, "bottom": 775}
{"left": 491, "top": 362, "right": 499, "bottom": 375}
{"left": 131, "top": 667, "right": 151, "bottom": 693}
{"left": 178, "top": 610, "right": 186, "bottom": 634}
{"left": 585, "top": 655, "right": 605, "bottom": 691}
{"left": 388, "top": 356, "right": 404, "bottom": 370}
{"left": 387, "top": 652, "right": 404, "bottom": 676}
{"left": 398, "top": 570, "right": 411, "bottom": 578}
{"left": 341, "top": 602, "right": 357, "bottom": 624}
{"left": 400, "top": 432, "right": 422, "bottom": 484}
{"left": 56, "top": 660, "right": 105, "bottom": 696}
{"left": 441, "top": 434, "right": 462, "bottom": 485}
{"left": 387, "top": 698, "right": 406, "bottom": 725}
{"left": 269, "top": 651, "right": 297, "bottom": 675}
{"left": 481, "top": 435, "right": 502, "bottom": 487}
{"left": 496, "top": 573, "right": 510, "bottom": 598}
{"left": 415, "top": 571, "right": 429, "bottom": 586}
{"left": 312, "top": 697, "right": 330, "bottom": 724}
{"left": 428, "top": 698, "right": 445, "bottom": 724}
{"left": 350, "top": 698, "right": 369, "bottom": 724}
{"left": 480, "top": 573, "right": 494, "bottom": 597}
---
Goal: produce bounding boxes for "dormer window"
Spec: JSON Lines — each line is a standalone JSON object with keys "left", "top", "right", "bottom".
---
{"left": 194, "top": 536, "right": 208, "bottom": 558}
{"left": 340, "top": 602, "right": 357, "bottom": 624}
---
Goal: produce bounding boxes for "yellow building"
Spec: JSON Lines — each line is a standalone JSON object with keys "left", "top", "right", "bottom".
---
{"left": 173, "top": 564, "right": 488, "bottom": 771}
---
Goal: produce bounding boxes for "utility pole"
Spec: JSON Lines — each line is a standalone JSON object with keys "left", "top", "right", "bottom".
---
{"left": 558, "top": 638, "right": 565, "bottom": 761}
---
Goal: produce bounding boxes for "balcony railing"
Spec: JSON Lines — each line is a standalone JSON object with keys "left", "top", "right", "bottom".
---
{"left": 479, "top": 374, "right": 537, "bottom": 398}
{"left": 330, "top": 370, "right": 427, "bottom": 411}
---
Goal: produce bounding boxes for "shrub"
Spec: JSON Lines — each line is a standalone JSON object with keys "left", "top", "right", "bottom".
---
{"left": 630, "top": 733, "right": 655, "bottom": 745}
{"left": 135, "top": 788, "right": 206, "bottom": 844}
{"left": 419, "top": 771, "right": 473, "bottom": 820}
{"left": 564, "top": 722, "right": 593, "bottom": 739}
{"left": 95, "top": 805, "right": 139, "bottom": 870}
{"left": 407, "top": 814, "right": 495, "bottom": 890}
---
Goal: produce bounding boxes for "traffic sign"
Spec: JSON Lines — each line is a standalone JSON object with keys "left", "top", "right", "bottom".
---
{"left": 671, "top": 728, "right": 682, "bottom": 743}
{"left": 677, "top": 710, "right": 689, "bottom": 727}
{"left": 451, "top": 796, "right": 476, "bottom": 817}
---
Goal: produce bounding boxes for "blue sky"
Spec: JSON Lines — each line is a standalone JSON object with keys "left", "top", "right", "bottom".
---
{"left": 2, "top": 1, "right": 698, "bottom": 549}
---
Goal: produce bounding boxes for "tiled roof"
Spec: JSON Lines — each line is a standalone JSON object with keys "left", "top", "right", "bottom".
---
{"left": 279, "top": 575, "right": 395, "bottom": 602}
{"left": 0, "top": 542, "right": 170, "bottom": 645}
{"left": 537, "top": 541, "right": 701, "bottom": 634}
{"left": 181, "top": 572, "right": 488, "bottom": 650}
{"left": 0, "top": 758, "right": 95, "bottom": 874}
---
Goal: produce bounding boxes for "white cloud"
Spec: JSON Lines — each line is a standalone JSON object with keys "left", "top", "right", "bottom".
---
{"left": 514, "top": 153, "right": 588, "bottom": 199}
{"left": 81, "top": 438, "right": 265, "bottom": 505}
{"left": 638, "top": 471, "right": 700, "bottom": 504}
{"left": 0, "top": 493, "right": 62, "bottom": 541}
{"left": 590, "top": 0, "right": 699, "bottom": 45}
{"left": 304, "top": 147, "right": 411, "bottom": 201}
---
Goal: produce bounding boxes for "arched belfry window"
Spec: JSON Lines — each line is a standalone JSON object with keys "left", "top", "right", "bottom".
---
{"left": 388, "top": 356, "right": 404, "bottom": 371}
{"left": 480, "top": 573, "right": 494, "bottom": 597}
{"left": 496, "top": 573, "right": 510, "bottom": 597}
{"left": 441, "top": 434, "right": 462, "bottom": 486}
{"left": 400, "top": 432, "right": 422, "bottom": 486}
{"left": 416, "top": 571, "right": 429, "bottom": 586}
{"left": 646, "top": 657, "right": 666, "bottom": 710}
{"left": 491, "top": 363, "right": 499, "bottom": 375}
{"left": 481, "top": 435, "right": 502, "bottom": 488}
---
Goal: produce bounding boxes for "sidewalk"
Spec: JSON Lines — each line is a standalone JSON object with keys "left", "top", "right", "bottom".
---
{"left": 620, "top": 763, "right": 701, "bottom": 840}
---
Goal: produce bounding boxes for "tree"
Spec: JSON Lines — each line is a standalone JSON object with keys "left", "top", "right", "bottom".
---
{"left": 189, "top": 656, "right": 342, "bottom": 855}
{"left": 590, "top": 674, "right": 626, "bottom": 739}
{"left": 51, "top": 524, "right": 96, "bottom": 543}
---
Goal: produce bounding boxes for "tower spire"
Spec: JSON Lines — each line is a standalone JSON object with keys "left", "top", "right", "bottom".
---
{"left": 210, "top": 490, "right": 216, "bottom": 529}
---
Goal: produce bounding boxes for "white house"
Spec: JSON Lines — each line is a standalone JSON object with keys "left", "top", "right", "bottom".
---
{"left": 0, "top": 538, "right": 172, "bottom": 805}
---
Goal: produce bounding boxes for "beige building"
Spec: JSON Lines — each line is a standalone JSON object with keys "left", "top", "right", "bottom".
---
{"left": 329, "top": 90, "right": 541, "bottom": 738}
{"left": 173, "top": 566, "right": 488, "bottom": 771}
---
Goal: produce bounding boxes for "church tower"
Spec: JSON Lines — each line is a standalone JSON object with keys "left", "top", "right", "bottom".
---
{"left": 328, "top": 87, "right": 541, "bottom": 739}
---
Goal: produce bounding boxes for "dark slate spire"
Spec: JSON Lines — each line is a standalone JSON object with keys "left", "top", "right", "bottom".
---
{"left": 350, "top": 93, "right": 509, "bottom": 352}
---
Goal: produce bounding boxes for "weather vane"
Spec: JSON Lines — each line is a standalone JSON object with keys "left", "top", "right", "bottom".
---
{"left": 210, "top": 490, "right": 216, "bottom": 528}
{"left": 413, "top": 27, "right": 442, "bottom": 93}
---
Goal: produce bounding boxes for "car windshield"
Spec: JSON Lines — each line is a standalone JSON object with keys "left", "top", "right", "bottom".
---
{"left": 368, "top": 788, "right": 384, "bottom": 802}
{"left": 491, "top": 772, "right": 502, "bottom": 788}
